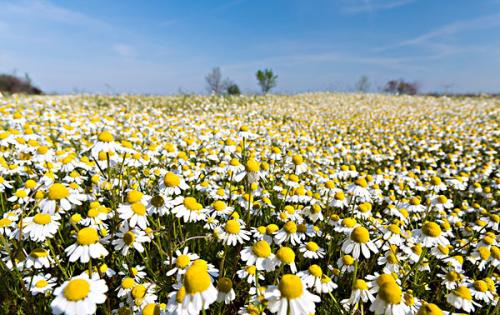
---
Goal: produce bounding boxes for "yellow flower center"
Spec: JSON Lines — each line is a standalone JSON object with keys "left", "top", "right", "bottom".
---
{"left": 30, "top": 248, "right": 49, "bottom": 258}
{"left": 292, "top": 155, "right": 303, "bottom": 165}
{"left": 33, "top": 213, "right": 51, "bottom": 225}
{"left": 453, "top": 286, "right": 472, "bottom": 300}
{"left": 25, "top": 180, "right": 37, "bottom": 189}
{"left": 417, "top": 303, "right": 444, "bottom": 315}
{"left": 176, "top": 255, "right": 191, "bottom": 268}
{"left": 87, "top": 208, "right": 99, "bottom": 218}
{"left": 410, "top": 197, "right": 420, "bottom": 205}
{"left": 387, "top": 253, "right": 398, "bottom": 264}
{"left": 355, "top": 178, "right": 368, "bottom": 188}
{"left": 230, "top": 158, "right": 240, "bottom": 166}
{"left": 306, "top": 241, "right": 319, "bottom": 252}
{"left": 276, "top": 247, "right": 295, "bottom": 264}
{"left": 279, "top": 274, "right": 303, "bottom": 299}
{"left": 252, "top": 240, "right": 271, "bottom": 258}
{"left": 142, "top": 303, "right": 161, "bottom": 315}
{"left": 64, "top": 279, "right": 90, "bottom": 301}
{"left": 123, "top": 231, "right": 135, "bottom": 245}
{"left": 121, "top": 277, "right": 135, "bottom": 289}
{"left": 176, "top": 286, "right": 186, "bottom": 303}
{"left": 478, "top": 247, "right": 491, "bottom": 260}
{"left": 437, "top": 195, "right": 447, "bottom": 204}
{"left": 308, "top": 264, "right": 322, "bottom": 277}
{"left": 0, "top": 218, "right": 12, "bottom": 227}
{"left": 127, "top": 190, "right": 143, "bottom": 203}
{"left": 283, "top": 221, "right": 297, "bottom": 234}
{"left": 131, "top": 202, "right": 146, "bottom": 216}
{"left": 342, "top": 217, "right": 357, "bottom": 228}
{"left": 224, "top": 220, "right": 241, "bottom": 234}
{"left": 15, "top": 189, "right": 28, "bottom": 198}
{"left": 335, "top": 191, "right": 345, "bottom": 200}
{"left": 377, "top": 274, "right": 396, "bottom": 286}
{"left": 77, "top": 227, "right": 99, "bottom": 245}
{"left": 388, "top": 224, "right": 401, "bottom": 234}
{"left": 342, "top": 255, "right": 354, "bottom": 265}
{"left": 353, "top": 279, "right": 368, "bottom": 290}
{"left": 473, "top": 280, "right": 488, "bottom": 292}
{"left": 437, "top": 244, "right": 449, "bottom": 255}
{"left": 246, "top": 265, "right": 257, "bottom": 275}
{"left": 163, "top": 172, "right": 180, "bottom": 187}
{"left": 132, "top": 284, "right": 146, "bottom": 299}
{"left": 183, "top": 197, "right": 201, "bottom": 211}
{"left": 422, "top": 222, "right": 441, "bottom": 237}
{"left": 351, "top": 226, "right": 370, "bottom": 243}
{"left": 48, "top": 183, "right": 69, "bottom": 200}
{"left": 217, "top": 277, "right": 233, "bottom": 293}
{"left": 246, "top": 159, "right": 260, "bottom": 172}
{"left": 35, "top": 279, "right": 48, "bottom": 288}
{"left": 430, "top": 176, "right": 441, "bottom": 185}
{"left": 379, "top": 282, "right": 402, "bottom": 304}
{"left": 213, "top": 200, "right": 227, "bottom": 212}
{"left": 184, "top": 265, "right": 211, "bottom": 294}
{"left": 98, "top": 131, "right": 114, "bottom": 142}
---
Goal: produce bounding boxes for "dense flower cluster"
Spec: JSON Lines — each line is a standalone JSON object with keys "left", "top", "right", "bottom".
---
{"left": 0, "top": 93, "right": 498, "bottom": 314}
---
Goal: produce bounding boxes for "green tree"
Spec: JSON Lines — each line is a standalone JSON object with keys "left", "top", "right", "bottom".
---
{"left": 226, "top": 83, "right": 241, "bottom": 95}
{"left": 256, "top": 68, "right": 277, "bottom": 94}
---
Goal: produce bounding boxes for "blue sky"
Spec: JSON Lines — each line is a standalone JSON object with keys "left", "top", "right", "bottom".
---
{"left": 0, "top": 0, "right": 499, "bottom": 94}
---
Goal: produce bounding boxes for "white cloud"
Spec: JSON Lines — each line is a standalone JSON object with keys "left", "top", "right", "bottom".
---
{"left": 379, "top": 13, "right": 500, "bottom": 51}
{"left": 341, "top": 0, "right": 415, "bottom": 14}
{"left": 112, "top": 44, "right": 136, "bottom": 58}
{"left": 0, "top": 0, "right": 108, "bottom": 28}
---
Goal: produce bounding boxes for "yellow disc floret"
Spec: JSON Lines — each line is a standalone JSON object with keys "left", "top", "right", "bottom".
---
{"left": 48, "top": 183, "right": 69, "bottom": 200}
{"left": 77, "top": 227, "right": 99, "bottom": 245}
{"left": 279, "top": 274, "right": 303, "bottom": 299}
{"left": 64, "top": 279, "right": 90, "bottom": 301}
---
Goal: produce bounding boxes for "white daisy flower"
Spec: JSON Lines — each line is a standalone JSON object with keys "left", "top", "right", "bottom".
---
{"left": 265, "top": 274, "right": 320, "bottom": 314}
{"left": 50, "top": 272, "right": 108, "bottom": 315}
{"left": 65, "top": 227, "right": 109, "bottom": 263}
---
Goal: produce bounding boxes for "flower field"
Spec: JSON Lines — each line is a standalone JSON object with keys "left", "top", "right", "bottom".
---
{"left": 0, "top": 93, "right": 498, "bottom": 315}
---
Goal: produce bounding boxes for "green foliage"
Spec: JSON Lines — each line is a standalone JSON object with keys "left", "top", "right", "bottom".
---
{"left": 226, "top": 83, "right": 241, "bottom": 95}
{"left": 256, "top": 68, "right": 277, "bottom": 94}
{"left": 0, "top": 73, "right": 42, "bottom": 95}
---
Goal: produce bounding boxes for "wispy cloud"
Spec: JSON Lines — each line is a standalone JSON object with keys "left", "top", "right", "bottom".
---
{"left": 113, "top": 44, "right": 136, "bottom": 58}
{"left": 0, "top": 0, "right": 108, "bottom": 28}
{"left": 379, "top": 13, "right": 500, "bottom": 51}
{"left": 341, "top": 0, "right": 415, "bottom": 14}
{"left": 223, "top": 51, "right": 408, "bottom": 71}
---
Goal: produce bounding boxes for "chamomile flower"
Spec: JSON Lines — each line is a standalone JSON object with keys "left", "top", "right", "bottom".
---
{"left": 65, "top": 227, "right": 109, "bottom": 263}
{"left": 265, "top": 274, "right": 320, "bottom": 314}
{"left": 217, "top": 219, "right": 251, "bottom": 246}
{"left": 241, "top": 240, "right": 276, "bottom": 271}
{"left": 446, "top": 285, "right": 480, "bottom": 313}
{"left": 24, "top": 273, "right": 57, "bottom": 296}
{"left": 22, "top": 212, "right": 61, "bottom": 241}
{"left": 180, "top": 262, "right": 218, "bottom": 313}
{"left": 159, "top": 171, "right": 189, "bottom": 196}
{"left": 341, "top": 279, "right": 375, "bottom": 307}
{"left": 165, "top": 247, "right": 200, "bottom": 281}
{"left": 299, "top": 241, "right": 325, "bottom": 259}
{"left": 112, "top": 223, "right": 150, "bottom": 255}
{"left": 50, "top": 272, "right": 108, "bottom": 315}
{"left": 216, "top": 277, "right": 236, "bottom": 304}
{"left": 342, "top": 226, "right": 378, "bottom": 259}
{"left": 370, "top": 281, "right": 410, "bottom": 315}
{"left": 413, "top": 221, "right": 450, "bottom": 248}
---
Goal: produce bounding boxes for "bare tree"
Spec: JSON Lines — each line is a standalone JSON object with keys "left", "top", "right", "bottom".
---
{"left": 206, "top": 67, "right": 225, "bottom": 95}
{"left": 384, "top": 79, "right": 419, "bottom": 95}
{"left": 355, "top": 75, "right": 370, "bottom": 93}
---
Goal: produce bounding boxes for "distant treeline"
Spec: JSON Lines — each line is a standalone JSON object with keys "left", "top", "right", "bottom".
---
{"left": 0, "top": 73, "right": 42, "bottom": 95}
